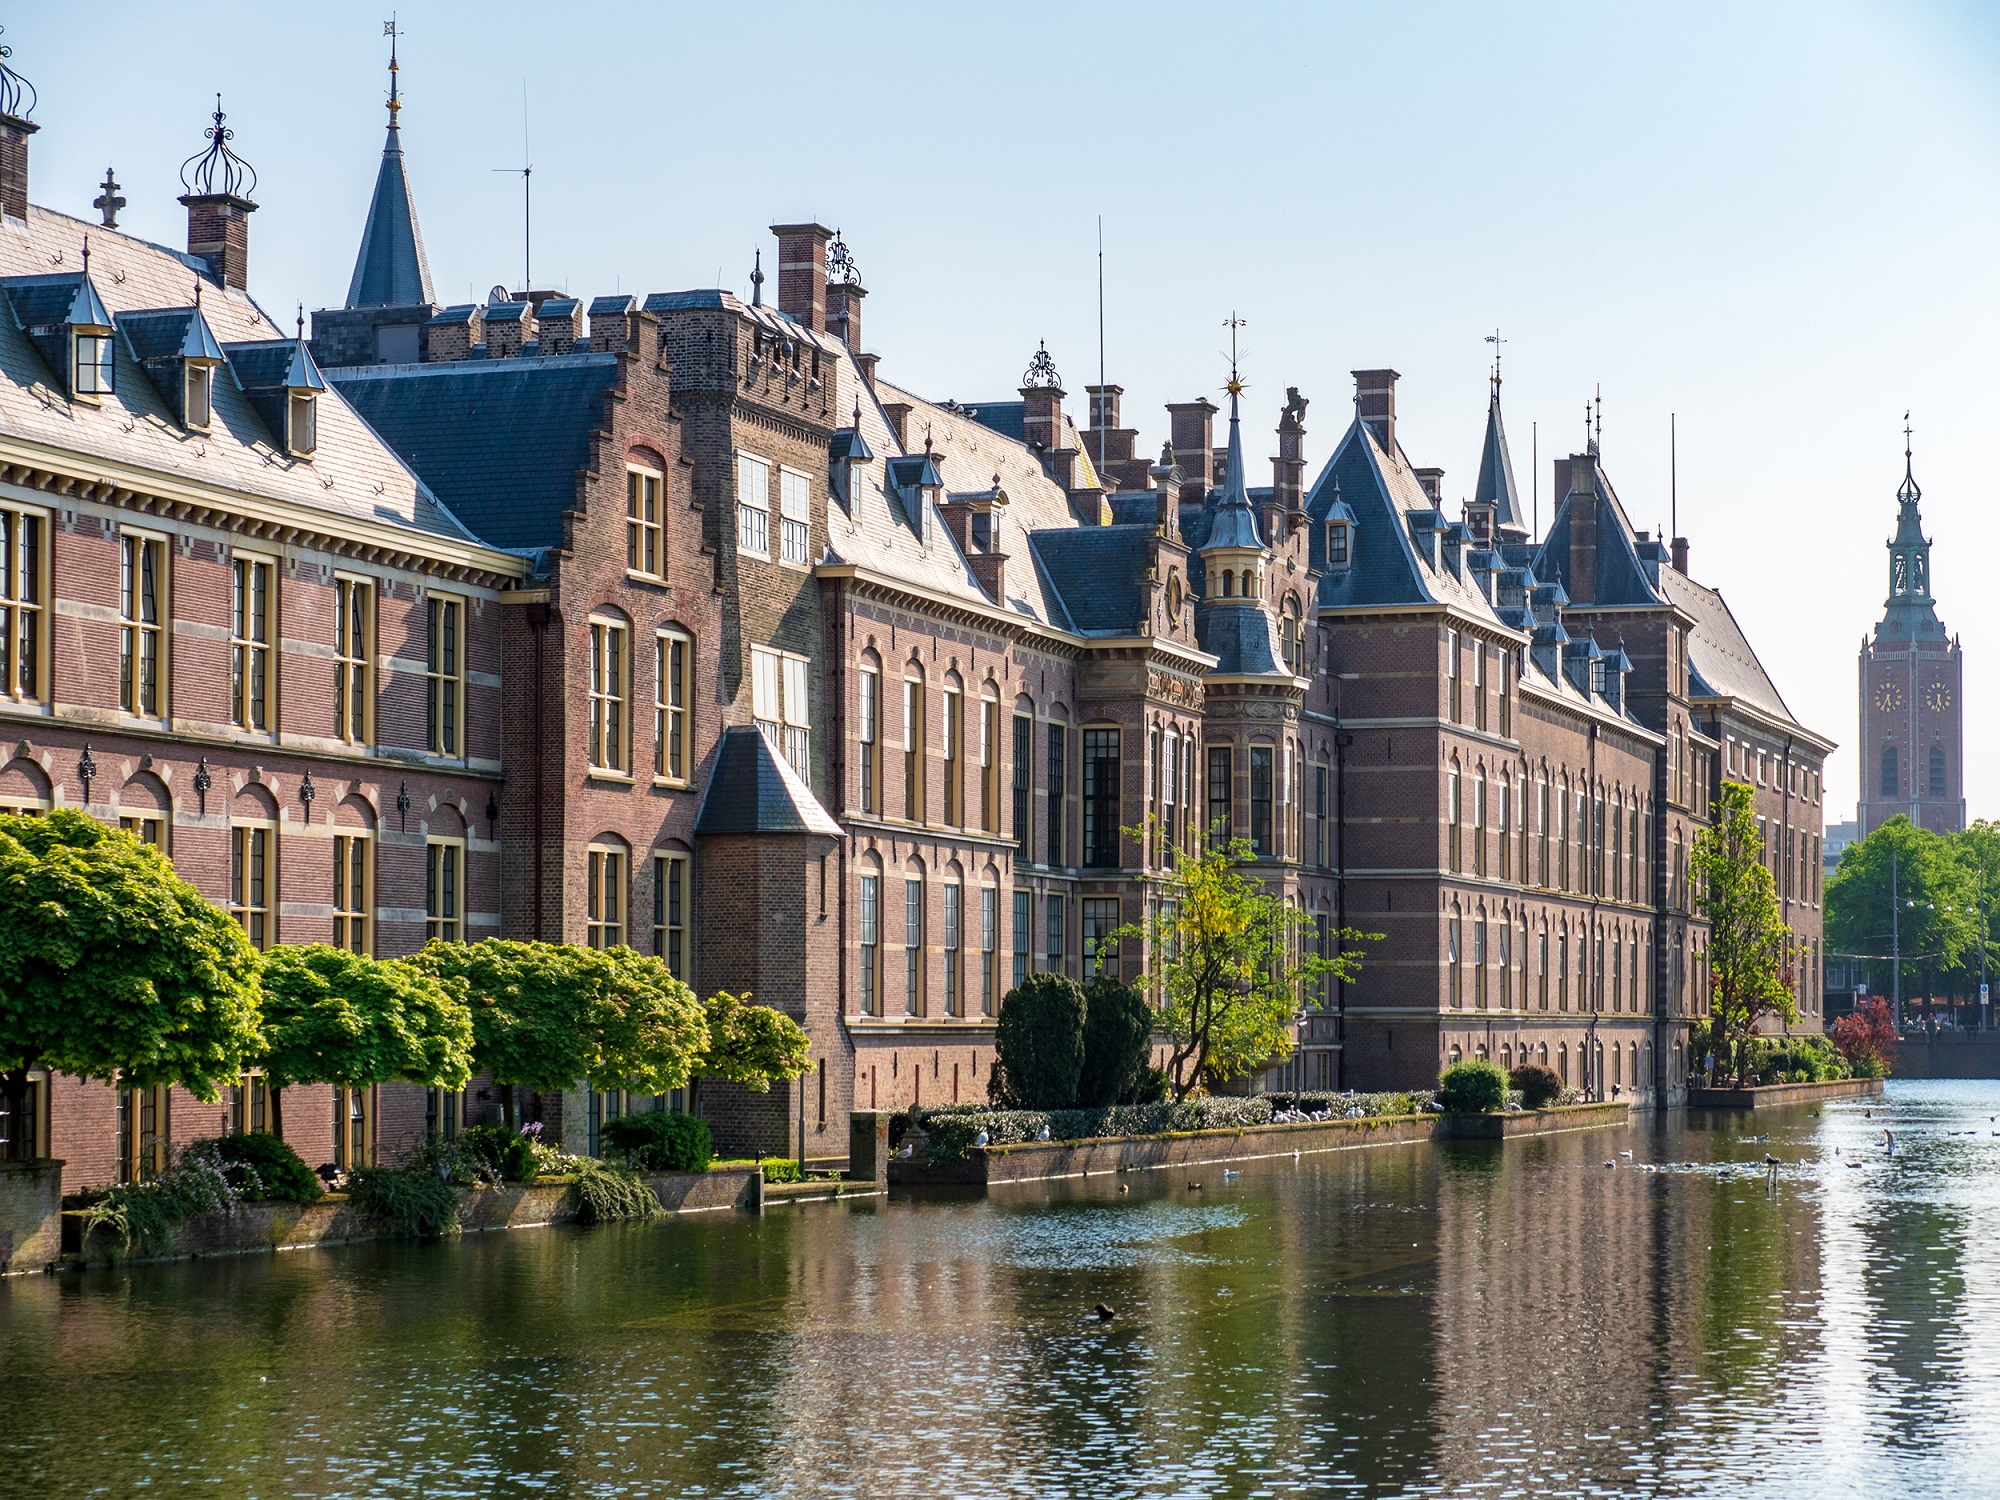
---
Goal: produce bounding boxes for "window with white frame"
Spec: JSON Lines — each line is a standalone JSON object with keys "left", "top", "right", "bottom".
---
{"left": 751, "top": 645, "right": 811, "bottom": 780}
{"left": 655, "top": 629, "right": 690, "bottom": 782}
{"left": 230, "top": 554, "right": 274, "bottom": 732}
{"left": 426, "top": 839, "right": 461, "bottom": 943}
{"left": 0, "top": 503, "right": 45, "bottom": 705}
{"left": 287, "top": 391, "right": 317, "bottom": 456}
{"left": 904, "top": 877, "right": 924, "bottom": 1015}
{"left": 587, "top": 845, "right": 626, "bottom": 949}
{"left": 334, "top": 833, "right": 371, "bottom": 952}
{"left": 120, "top": 532, "right": 166, "bottom": 717}
{"left": 981, "top": 885, "right": 998, "bottom": 1016}
{"left": 73, "top": 331, "right": 114, "bottom": 396}
{"left": 653, "top": 852, "right": 689, "bottom": 978}
{"left": 588, "top": 618, "right": 629, "bottom": 772}
{"left": 737, "top": 454, "right": 771, "bottom": 558}
{"left": 333, "top": 577, "right": 373, "bottom": 745}
{"left": 627, "top": 466, "right": 664, "bottom": 578}
{"left": 184, "top": 361, "right": 214, "bottom": 431}
{"left": 779, "top": 468, "right": 811, "bottom": 566}
{"left": 858, "top": 668, "right": 880, "bottom": 814}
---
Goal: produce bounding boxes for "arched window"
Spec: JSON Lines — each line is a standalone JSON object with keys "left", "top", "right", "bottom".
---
{"left": 1928, "top": 745, "right": 1946, "bottom": 799}
{"left": 1880, "top": 743, "right": 1898, "bottom": 799}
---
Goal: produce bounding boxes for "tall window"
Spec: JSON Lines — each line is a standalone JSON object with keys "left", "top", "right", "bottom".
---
{"left": 1164, "top": 730, "right": 1181, "bottom": 857}
{"left": 653, "top": 853, "right": 689, "bottom": 978}
{"left": 1047, "top": 724, "right": 1067, "bottom": 864}
{"left": 1574, "top": 792, "right": 1587, "bottom": 896}
{"left": 1447, "top": 916, "right": 1462, "bottom": 1005}
{"left": 228, "top": 1074, "right": 269, "bottom": 1137}
{"left": 1083, "top": 729, "right": 1121, "bottom": 868}
{"left": 427, "top": 839, "right": 462, "bottom": 943}
{"left": 231, "top": 825, "right": 273, "bottom": 950}
{"left": 74, "top": 330, "right": 115, "bottom": 395}
{"left": 117, "top": 1084, "right": 171, "bottom": 1182}
{"left": 1499, "top": 649, "right": 1512, "bottom": 737}
{"left": 1326, "top": 519, "right": 1350, "bottom": 564}
{"left": 980, "top": 697, "right": 1000, "bottom": 833}
{"left": 119, "top": 533, "right": 165, "bottom": 716}
{"left": 1012, "top": 889, "right": 1029, "bottom": 989}
{"left": 1500, "top": 922, "right": 1512, "bottom": 1007}
{"left": 1556, "top": 786, "right": 1570, "bottom": 889}
{"left": 1557, "top": 932, "right": 1569, "bottom": 1010}
{"left": 1539, "top": 931, "right": 1550, "bottom": 1009}
{"left": 586, "top": 846, "right": 625, "bottom": 948}
{"left": 1250, "top": 747, "right": 1274, "bottom": 857}
{"left": 288, "top": 392, "right": 317, "bottom": 457}
{"left": 1446, "top": 629, "right": 1461, "bottom": 723}
{"left": 751, "top": 647, "right": 812, "bottom": 780}
{"left": 1929, "top": 745, "right": 1947, "bottom": 799}
{"left": 588, "top": 618, "right": 629, "bottom": 772}
{"left": 737, "top": 454, "right": 771, "bottom": 558}
{"left": 1208, "top": 745, "right": 1233, "bottom": 843}
{"left": 1013, "top": 714, "right": 1033, "bottom": 857}
{"left": 859, "top": 874, "right": 880, "bottom": 1015}
{"left": 1537, "top": 780, "right": 1550, "bottom": 886}
{"left": 942, "top": 688, "right": 963, "bottom": 825}
{"left": 426, "top": 595, "right": 462, "bottom": 757}
{"left": 1498, "top": 777, "right": 1511, "bottom": 881}
{"left": 859, "top": 669, "right": 880, "bottom": 814}
{"left": 184, "top": 362, "right": 214, "bottom": 431}
{"left": 1473, "top": 643, "right": 1487, "bottom": 731}
{"left": 1183, "top": 737, "right": 1196, "bottom": 849}
{"left": 1473, "top": 773, "right": 1487, "bottom": 877}
{"left": 1447, "top": 766, "right": 1462, "bottom": 873}
{"left": 1880, "top": 743, "right": 1897, "bottom": 798}
{"left": 627, "top": 467, "right": 664, "bottom": 577}
{"left": 334, "top": 833, "right": 371, "bottom": 952}
{"left": 1474, "top": 918, "right": 1488, "bottom": 1007}
{"left": 1046, "top": 891, "right": 1065, "bottom": 974}
{"left": 1314, "top": 764, "right": 1329, "bottom": 868}
{"left": 230, "top": 555, "right": 274, "bottom": 731}
{"left": 1084, "top": 897, "right": 1120, "bottom": 979}
{"left": 0, "top": 504, "right": 45, "bottom": 705}
{"left": 780, "top": 468, "right": 811, "bottom": 566}
{"left": 333, "top": 577, "right": 373, "bottom": 745}
{"left": 904, "top": 878, "right": 924, "bottom": 1015}
{"left": 943, "top": 882, "right": 962, "bottom": 1016}
{"left": 655, "top": 630, "right": 690, "bottom": 782}
{"left": 905, "top": 678, "right": 926, "bottom": 821}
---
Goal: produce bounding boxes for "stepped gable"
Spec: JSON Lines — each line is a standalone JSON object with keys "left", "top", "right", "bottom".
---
{"left": 0, "top": 205, "right": 464, "bottom": 541}
{"left": 326, "top": 353, "right": 621, "bottom": 552}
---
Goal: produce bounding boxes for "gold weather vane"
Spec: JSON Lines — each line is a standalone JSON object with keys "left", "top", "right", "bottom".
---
{"left": 384, "top": 16, "right": 403, "bottom": 127}
{"left": 1486, "top": 327, "right": 1505, "bottom": 388}
{"left": 1223, "top": 313, "right": 1246, "bottom": 396}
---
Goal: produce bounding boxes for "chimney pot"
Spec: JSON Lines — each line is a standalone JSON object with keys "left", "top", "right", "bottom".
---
{"left": 1352, "top": 368, "right": 1400, "bottom": 453}
{"left": 769, "top": 222, "right": 832, "bottom": 333}
{"left": 1166, "top": 399, "right": 1218, "bottom": 493}
{"left": 825, "top": 279, "right": 865, "bottom": 353}
{"left": 181, "top": 192, "right": 257, "bottom": 291}
{"left": 1672, "top": 535, "right": 1689, "bottom": 574}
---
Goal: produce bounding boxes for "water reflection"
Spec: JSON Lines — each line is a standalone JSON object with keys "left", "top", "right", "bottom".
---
{"left": 3, "top": 1082, "right": 1999, "bottom": 1498}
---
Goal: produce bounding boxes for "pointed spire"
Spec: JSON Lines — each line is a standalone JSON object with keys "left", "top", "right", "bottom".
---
{"left": 1899, "top": 410, "right": 1920, "bottom": 505}
{"left": 344, "top": 20, "right": 434, "bottom": 308}
{"left": 749, "top": 248, "right": 764, "bottom": 307}
{"left": 1474, "top": 373, "right": 1526, "bottom": 537}
{"left": 1201, "top": 387, "right": 1264, "bottom": 553}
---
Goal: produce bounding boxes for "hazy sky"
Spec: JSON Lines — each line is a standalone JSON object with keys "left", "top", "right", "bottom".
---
{"left": 13, "top": 2, "right": 1998, "bottom": 821}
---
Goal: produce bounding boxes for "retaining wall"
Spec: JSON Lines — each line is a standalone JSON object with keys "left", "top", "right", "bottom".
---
{"left": 0, "top": 1159, "right": 64, "bottom": 1272}
{"left": 1687, "top": 1078, "right": 1884, "bottom": 1110}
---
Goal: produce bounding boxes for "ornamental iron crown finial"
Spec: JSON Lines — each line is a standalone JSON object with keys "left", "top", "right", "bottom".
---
{"left": 180, "top": 94, "right": 258, "bottom": 201}
{"left": 1022, "top": 340, "right": 1061, "bottom": 390}
{"left": 1899, "top": 412, "right": 1921, "bottom": 506}
{"left": 825, "top": 228, "right": 860, "bottom": 287}
{"left": 0, "top": 28, "right": 35, "bottom": 122}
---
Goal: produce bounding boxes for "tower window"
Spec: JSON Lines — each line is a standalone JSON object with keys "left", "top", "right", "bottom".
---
{"left": 185, "top": 362, "right": 214, "bottom": 430}
{"left": 287, "top": 392, "right": 317, "bottom": 456}
{"left": 1326, "top": 520, "right": 1350, "bottom": 565}
{"left": 1928, "top": 745, "right": 1946, "bottom": 799}
{"left": 1880, "top": 743, "right": 1898, "bottom": 799}
{"left": 73, "top": 332, "right": 115, "bottom": 396}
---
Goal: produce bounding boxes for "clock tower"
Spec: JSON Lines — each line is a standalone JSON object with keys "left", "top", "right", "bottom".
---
{"left": 1858, "top": 437, "right": 1964, "bottom": 835}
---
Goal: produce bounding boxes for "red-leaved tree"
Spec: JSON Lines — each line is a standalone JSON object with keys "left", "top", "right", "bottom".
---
{"left": 1831, "top": 996, "right": 1898, "bottom": 1079}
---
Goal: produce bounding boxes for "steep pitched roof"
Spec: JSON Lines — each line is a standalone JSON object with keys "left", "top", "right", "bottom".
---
{"left": 325, "top": 354, "right": 621, "bottom": 551}
{"left": 1200, "top": 391, "right": 1265, "bottom": 551}
{"left": 1657, "top": 565, "right": 1808, "bottom": 730}
{"left": 345, "top": 119, "right": 435, "bottom": 309}
{"left": 693, "top": 726, "right": 843, "bottom": 837}
{"left": 1028, "top": 526, "right": 1150, "bottom": 635}
{"left": 1532, "top": 458, "right": 1666, "bottom": 609}
{"left": 1474, "top": 381, "right": 1525, "bottom": 534}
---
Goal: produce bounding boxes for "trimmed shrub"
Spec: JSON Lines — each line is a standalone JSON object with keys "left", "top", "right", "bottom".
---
{"left": 1508, "top": 1064, "right": 1562, "bottom": 1111}
{"left": 1436, "top": 1059, "right": 1508, "bottom": 1114}
{"left": 600, "top": 1111, "right": 713, "bottom": 1173}
{"left": 206, "top": 1133, "right": 322, "bottom": 1203}
{"left": 989, "top": 974, "right": 1088, "bottom": 1109}
{"left": 1077, "top": 977, "right": 1155, "bottom": 1107}
{"left": 349, "top": 1166, "right": 462, "bottom": 1238}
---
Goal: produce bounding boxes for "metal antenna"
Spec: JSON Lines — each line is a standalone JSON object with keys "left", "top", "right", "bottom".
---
{"left": 1670, "top": 411, "right": 1677, "bottom": 542}
{"left": 1532, "top": 420, "right": 1538, "bottom": 539}
{"left": 1096, "top": 215, "right": 1106, "bottom": 472}
{"left": 1485, "top": 327, "right": 1505, "bottom": 388}
{"left": 492, "top": 82, "right": 530, "bottom": 294}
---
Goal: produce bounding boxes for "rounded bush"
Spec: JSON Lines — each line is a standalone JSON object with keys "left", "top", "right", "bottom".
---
{"left": 1437, "top": 1058, "right": 1508, "bottom": 1114}
{"left": 1508, "top": 1063, "right": 1562, "bottom": 1111}
{"left": 989, "top": 974, "right": 1088, "bottom": 1109}
{"left": 205, "top": 1132, "right": 323, "bottom": 1203}
{"left": 1077, "top": 977, "right": 1155, "bottom": 1107}
{"left": 600, "top": 1110, "right": 713, "bottom": 1173}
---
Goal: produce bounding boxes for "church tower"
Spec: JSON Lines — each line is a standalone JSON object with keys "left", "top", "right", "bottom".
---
{"left": 1858, "top": 433, "right": 1964, "bottom": 834}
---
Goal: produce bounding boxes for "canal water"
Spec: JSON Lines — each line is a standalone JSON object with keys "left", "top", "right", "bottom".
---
{"left": 2, "top": 1079, "right": 1997, "bottom": 1499}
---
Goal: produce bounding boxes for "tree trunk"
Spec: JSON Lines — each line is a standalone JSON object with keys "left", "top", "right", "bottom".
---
{"left": 501, "top": 1085, "right": 516, "bottom": 1132}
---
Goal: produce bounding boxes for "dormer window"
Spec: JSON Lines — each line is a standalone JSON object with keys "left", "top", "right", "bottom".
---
{"left": 1326, "top": 519, "right": 1350, "bottom": 565}
{"left": 184, "top": 362, "right": 214, "bottom": 431}
{"left": 73, "top": 331, "right": 115, "bottom": 396}
{"left": 287, "top": 391, "right": 317, "bottom": 456}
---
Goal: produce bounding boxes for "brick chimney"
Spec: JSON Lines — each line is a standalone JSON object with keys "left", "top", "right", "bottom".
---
{"left": 1020, "top": 380, "right": 1064, "bottom": 454}
{"left": 825, "top": 280, "right": 865, "bottom": 352}
{"left": 1166, "top": 398, "right": 1217, "bottom": 493}
{"left": 587, "top": 294, "right": 639, "bottom": 354}
{"left": 770, "top": 222, "right": 832, "bottom": 333}
{"left": 881, "top": 401, "right": 912, "bottom": 450}
{"left": 1272, "top": 391, "right": 1307, "bottom": 534}
{"left": 1671, "top": 535, "right": 1689, "bottom": 574}
{"left": 1413, "top": 467, "right": 1445, "bottom": 504}
{"left": 0, "top": 109, "right": 34, "bottom": 224}
{"left": 1565, "top": 453, "right": 1599, "bottom": 605}
{"left": 182, "top": 192, "right": 256, "bottom": 291}
{"left": 1352, "top": 369, "right": 1399, "bottom": 452}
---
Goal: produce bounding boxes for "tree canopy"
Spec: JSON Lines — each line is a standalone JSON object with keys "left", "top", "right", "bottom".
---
{"left": 988, "top": 973, "right": 1088, "bottom": 1109}
{"left": 697, "top": 990, "right": 812, "bottom": 1092}
{"left": 0, "top": 811, "right": 262, "bottom": 1100}
{"left": 258, "top": 945, "right": 474, "bottom": 1092}
{"left": 1694, "top": 781, "right": 1796, "bottom": 1081}
{"left": 1826, "top": 816, "right": 1985, "bottom": 1006}
{"left": 1118, "top": 832, "right": 1365, "bottom": 1101}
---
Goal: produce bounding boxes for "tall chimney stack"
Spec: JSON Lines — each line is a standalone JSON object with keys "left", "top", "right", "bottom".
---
{"left": 179, "top": 97, "right": 258, "bottom": 291}
{"left": 1166, "top": 398, "right": 1218, "bottom": 493}
{"left": 1352, "top": 368, "right": 1399, "bottom": 452}
{"left": 769, "top": 222, "right": 832, "bottom": 333}
{"left": 1671, "top": 535, "right": 1689, "bottom": 574}
{"left": 0, "top": 44, "right": 36, "bottom": 224}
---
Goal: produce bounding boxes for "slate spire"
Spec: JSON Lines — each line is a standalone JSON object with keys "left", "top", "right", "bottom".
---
{"left": 344, "top": 25, "right": 435, "bottom": 309}
{"left": 1474, "top": 370, "right": 1526, "bottom": 539}
{"left": 1201, "top": 388, "right": 1265, "bottom": 553}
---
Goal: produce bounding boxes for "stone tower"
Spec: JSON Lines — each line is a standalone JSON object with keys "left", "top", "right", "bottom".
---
{"left": 1858, "top": 439, "right": 1964, "bottom": 835}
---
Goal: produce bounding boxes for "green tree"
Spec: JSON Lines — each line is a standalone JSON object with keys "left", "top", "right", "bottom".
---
{"left": 1948, "top": 821, "right": 2000, "bottom": 1001}
{"left": 405, "top": 940, "right": 707, "bottom": 1121}
{"left": 257, "top": 945, "right": 474, "bottom": 1137}
{"left": 1695, "top": 782, "right": 1798, "bottom": 1081}
{"left": 1118, "top": 833, "right": 1366, "bottom": 1101}
{"left": 1077, "top": 975, "right": 1155, "bottom": 1107}
{"left": 0, "top": 811, "right": 261, "bottom": 1102}
{"left": 988, "top": 973, "right": 1088, "bottom": 1108}
{"left": 1826, "top": 816, "right": 1977, "bottom": 1019}
{"left": 698, "top": 990, "right": 811, "bottom": 1091}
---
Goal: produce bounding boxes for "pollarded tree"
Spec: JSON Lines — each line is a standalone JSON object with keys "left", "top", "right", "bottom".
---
{"left": 697, "top": 989, "right": 812, "bottom": 1092}
{"left": 257, "top": 945, "right": 475, "bottom": 1138}
{"left": 1117, "top": 833, "right": 1365, "bottom": 1101}
{"left": 1694, "top": 781, "right": 1797, "bottom": 1083}
{"left": 0, "top": 810, "right": 262, "bottom": 1103}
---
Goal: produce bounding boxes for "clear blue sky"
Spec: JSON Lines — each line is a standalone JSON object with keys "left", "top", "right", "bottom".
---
{"left": 14, "top": 2, "right": 2000, "bottom": 822}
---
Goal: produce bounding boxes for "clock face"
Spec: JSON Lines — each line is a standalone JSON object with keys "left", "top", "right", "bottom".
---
{"left": 1875, "top": 682, "right": 1904, "bottom": 713}
{"left": 1924, "top": 682, "right": 1952, "bottom": 713}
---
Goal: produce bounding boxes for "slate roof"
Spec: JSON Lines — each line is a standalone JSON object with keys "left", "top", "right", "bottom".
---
{"left": 1532, "top": 460, "right": 1666, "bottom": 609}
{"left": 1200, "top": 393, "right": 1266, "bottom": 551}
{"left": 693, "top": 726, "right": 843, "bottom": 837}
{"left": 0, "top": 206, "right": 473, "bottom": 545}
{"left": 1473, "top": 382, "right": 1525, "bottom": 534}
{"left": 345, "top": 120, "right": 435, "bottom": 309}
{"left": 325, "top": 354, "right": 621, "bottom": 551}
{"left": 118, "top": 305, "right": 224, "bottom": 364}
{"left": 1658, "top": 565, "right": 1806, "bottom": 729}
{"left": 1199, "top": 601, "right": 1289, "bottom": 677}
{"left": 1027, "top": 526, "right": 1150, "bottom": 635}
